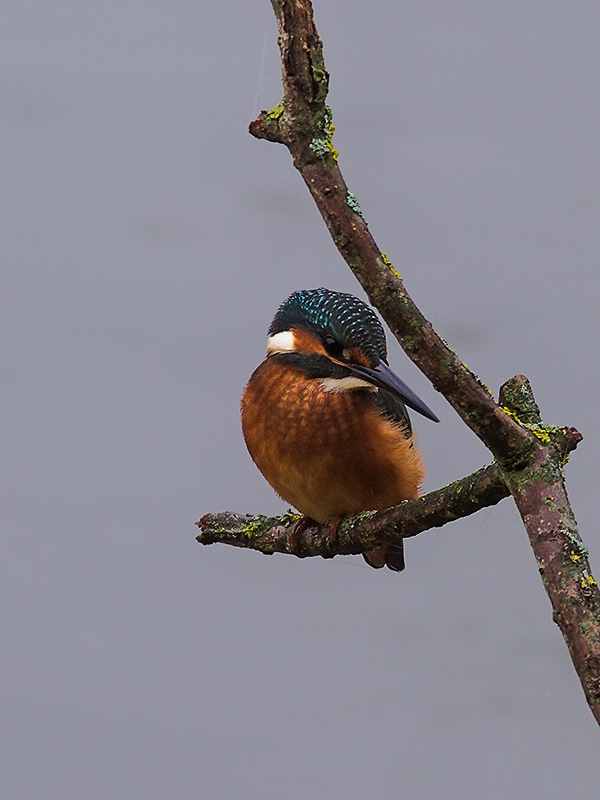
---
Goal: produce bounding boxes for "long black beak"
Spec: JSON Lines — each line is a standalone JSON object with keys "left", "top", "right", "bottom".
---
{"left": 348, "top": 360, "right": 440, "bottom": 422}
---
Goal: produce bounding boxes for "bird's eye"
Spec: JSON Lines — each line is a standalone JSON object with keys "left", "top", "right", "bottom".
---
{"left": 323, "top": 335, "right": 345, "bottom": 359}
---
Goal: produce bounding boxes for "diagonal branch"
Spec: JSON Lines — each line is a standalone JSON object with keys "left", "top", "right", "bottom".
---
{"left": 249, "top": 2, "right": 530, "bottom": 467}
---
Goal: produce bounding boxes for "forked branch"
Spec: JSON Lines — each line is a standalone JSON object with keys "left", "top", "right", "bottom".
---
{"left": 198, "top": 0, "right": 600, "bottom": 723}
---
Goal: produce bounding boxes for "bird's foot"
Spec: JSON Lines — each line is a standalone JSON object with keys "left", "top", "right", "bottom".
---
{"left": 325, "top": 516, "right": 342, "bottom": 546}
{"left": 288, "top": 516, "right": 315, "bottom": 554}
{"left": 287, "top": 515, "right": 342, "bottom": 558}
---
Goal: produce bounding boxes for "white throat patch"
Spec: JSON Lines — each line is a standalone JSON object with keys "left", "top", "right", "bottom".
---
{"left": 320, "top": 376, "right": 375, "bottom": 393}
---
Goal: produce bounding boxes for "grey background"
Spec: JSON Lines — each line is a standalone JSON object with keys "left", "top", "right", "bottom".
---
{"left": 2, "top": 1, "right": 600, "bottom": 798}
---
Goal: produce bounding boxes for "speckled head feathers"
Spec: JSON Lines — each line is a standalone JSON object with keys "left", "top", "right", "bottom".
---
{"left": 268, "top": 288, "right": 388, "bottom": 365}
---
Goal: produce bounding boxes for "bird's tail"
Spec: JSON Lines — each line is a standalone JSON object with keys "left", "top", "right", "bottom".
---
{"left": 363, "top": 541, "right": 405, "bottom": 572}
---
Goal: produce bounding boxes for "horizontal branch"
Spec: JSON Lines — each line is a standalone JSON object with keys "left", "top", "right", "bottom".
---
{"left": 197, "top": 464, "right": 509, "bottom": 559}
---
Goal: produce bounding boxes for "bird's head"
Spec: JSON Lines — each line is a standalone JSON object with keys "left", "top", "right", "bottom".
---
{"left": 265, "top": 288, "right": 439, "bottom": 422}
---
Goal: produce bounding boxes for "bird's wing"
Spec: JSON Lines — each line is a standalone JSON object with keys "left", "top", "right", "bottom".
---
{"left": 375, "top": 389, "right": 413, "bottom": 437}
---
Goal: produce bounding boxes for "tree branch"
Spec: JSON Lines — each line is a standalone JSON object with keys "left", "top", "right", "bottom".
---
{"left": 200, "top": 0, "right": 600, "bottom": 723}
{"left": 198, "top": 463, "right": 509, "bottom": 558}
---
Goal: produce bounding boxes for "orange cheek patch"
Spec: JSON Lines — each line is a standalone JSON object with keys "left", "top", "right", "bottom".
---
{"left": 290, "top": 327, "right": 327, "bottom": 355}
{"left": 346, "top": 347, "right": 373, "bottom": 367}
{"left": 290, "top": 332, "right": 375, "bottom": 369}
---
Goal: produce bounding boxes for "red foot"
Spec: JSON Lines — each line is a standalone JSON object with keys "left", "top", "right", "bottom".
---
{"left": 325, "top": 516, "right": 342, "bottom": 546}
{"left": 288, "top": 516, "right": 315, "bottom": 553}
{"left": 288, "top": 515, "right": 342, "bottom": 558}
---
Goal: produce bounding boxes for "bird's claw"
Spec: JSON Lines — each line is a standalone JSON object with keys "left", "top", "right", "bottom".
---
{"left": 288, "top": 516, "right": 314, "bottom": 554}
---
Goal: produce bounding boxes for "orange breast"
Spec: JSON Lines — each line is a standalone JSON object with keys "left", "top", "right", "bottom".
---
{"left": 241, "top": 358, "right": 425, "bottom": 523}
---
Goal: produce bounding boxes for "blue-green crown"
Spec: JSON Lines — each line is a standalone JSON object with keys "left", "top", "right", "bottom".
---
{"left": 269, "top": 288, "right": 388, "bottom": 365}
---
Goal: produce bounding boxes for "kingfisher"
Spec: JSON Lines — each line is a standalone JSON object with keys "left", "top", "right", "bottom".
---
{"left": 241, "top": 288, "right": 439, "bottom": 571}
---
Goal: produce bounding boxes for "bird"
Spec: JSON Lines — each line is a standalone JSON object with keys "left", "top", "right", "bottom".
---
{"left": 241, "top": 288, "right": 439, "bottom": 571}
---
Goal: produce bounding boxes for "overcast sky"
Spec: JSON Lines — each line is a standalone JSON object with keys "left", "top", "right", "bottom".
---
{"left": 2, "top": 1, "right": 600, "bottom": 798}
